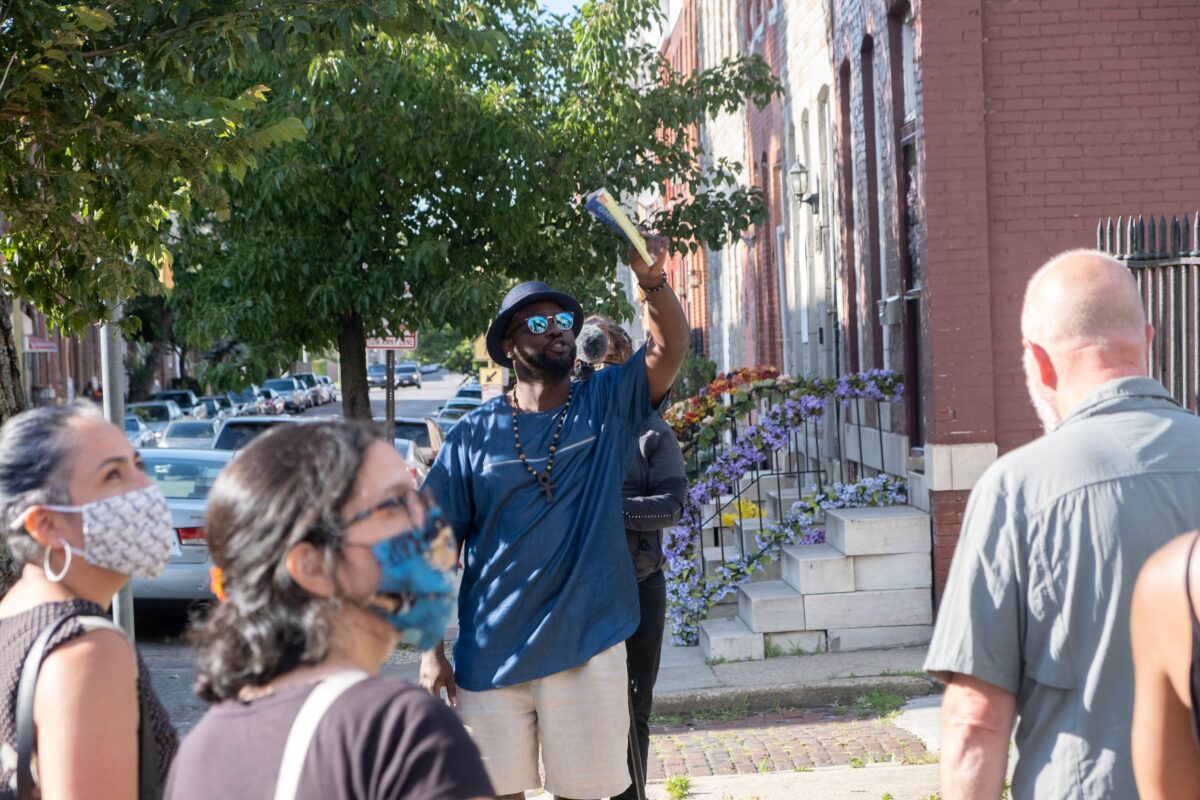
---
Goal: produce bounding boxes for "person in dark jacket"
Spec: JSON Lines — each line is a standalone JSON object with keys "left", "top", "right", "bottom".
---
{"left": 583, "top": 316, "right": 688, "bottom": 800}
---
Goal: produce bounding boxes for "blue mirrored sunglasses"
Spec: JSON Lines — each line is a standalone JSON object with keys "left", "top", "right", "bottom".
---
{"left": 517, "top": 311, "right": 574, "bottom": 336}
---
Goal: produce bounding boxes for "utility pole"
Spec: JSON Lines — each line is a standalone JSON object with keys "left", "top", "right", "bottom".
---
{"left": 384, "top": 349, "right": 396, "bottom": 443}
{"left": 100, "top": 304, "right": 136, "bottom": 638}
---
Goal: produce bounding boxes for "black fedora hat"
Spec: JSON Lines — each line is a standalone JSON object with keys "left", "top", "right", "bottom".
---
{"left": 486, "top": 281, "right": 584, "bottom": 368}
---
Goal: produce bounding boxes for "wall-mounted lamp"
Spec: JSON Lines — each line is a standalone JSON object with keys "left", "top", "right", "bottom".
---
{"left": 789, "top": 160, "right": 820, "bottom": 216}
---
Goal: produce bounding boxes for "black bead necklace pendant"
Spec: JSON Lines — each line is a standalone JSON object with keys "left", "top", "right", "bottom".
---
{"left": 510, "top": 384, "right": 574, "bottom": 504}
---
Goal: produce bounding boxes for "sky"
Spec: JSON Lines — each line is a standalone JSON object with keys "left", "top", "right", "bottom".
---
{"left": 539, "top": 0, "right": 581, "bottom": 17}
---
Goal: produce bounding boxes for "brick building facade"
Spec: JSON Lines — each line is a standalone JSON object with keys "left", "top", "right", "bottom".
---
{"left": 830, "top": 0, "right": 1200, "bottom": 594}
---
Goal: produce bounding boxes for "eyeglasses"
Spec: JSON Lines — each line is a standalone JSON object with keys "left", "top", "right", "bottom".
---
{"left": 343, "top": 489, "right": 428, "bottom": 530}
{"left": 512, "top": 311, "right": 574, "bottom": 336}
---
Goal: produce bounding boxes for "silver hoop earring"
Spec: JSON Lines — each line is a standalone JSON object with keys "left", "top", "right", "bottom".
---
{"left": 44, "top": 541, "right": 72, "bottom": 583}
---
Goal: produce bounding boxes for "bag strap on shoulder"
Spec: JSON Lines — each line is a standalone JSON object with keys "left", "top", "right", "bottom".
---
{"left": 16, "top": 612, "right": 158, "bottom": 800}
{"left": 272, "top": 670, "right": 369, "bottom": 800}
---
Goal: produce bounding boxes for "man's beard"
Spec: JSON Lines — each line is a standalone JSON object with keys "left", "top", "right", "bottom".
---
{"left": 1023, "top": 350, "right": 1062, "bottom": 434}
{"left": 517, "top": 346, "right": 574, "bottom": 382}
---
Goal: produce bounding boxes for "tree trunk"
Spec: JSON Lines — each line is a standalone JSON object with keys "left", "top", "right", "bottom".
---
{"left": 0, "top": 290, "right": 27, "bottom": 427}
{"left": 337, "top": 311, "right": 372, "bottom": 421}
{"left": 0, "top": 289, "right": 26, "bottom": 595}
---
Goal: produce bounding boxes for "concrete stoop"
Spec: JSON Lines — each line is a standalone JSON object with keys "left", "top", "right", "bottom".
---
{"left": 700, "top": 505, "right": 933, "bottom": 662}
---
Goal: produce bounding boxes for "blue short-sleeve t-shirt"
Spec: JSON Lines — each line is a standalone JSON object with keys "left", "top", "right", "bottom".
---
{"left": 424, "top": 347, "right": 658, "bottom": 691}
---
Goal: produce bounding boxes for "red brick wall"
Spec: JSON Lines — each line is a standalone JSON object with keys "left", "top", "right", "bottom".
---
{"left": 929, "top": 488, "right": 969, "bottom": 602}
{"left": 745, "top": 1, "right": 784, "bottom": 369}
{"left": 662, "top": 0, "right": 709, "bottom": 355}
{"left": 980, "top": 0, "right": 1200, "bottom": 450}
{"left": 833, "top": 0, "right": 1200, "bottom": 585}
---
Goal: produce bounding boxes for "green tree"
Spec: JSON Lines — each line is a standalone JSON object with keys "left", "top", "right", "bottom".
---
{"left": 175, "top": 0, "right": 780, "bottom": 419}
{"left": 0, "top": 1, "right": 477, "bottom": 424}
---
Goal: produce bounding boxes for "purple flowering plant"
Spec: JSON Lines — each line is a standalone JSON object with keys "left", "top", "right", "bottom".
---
{"left": 662, "top": 369, "right": 906, "bottom": 646}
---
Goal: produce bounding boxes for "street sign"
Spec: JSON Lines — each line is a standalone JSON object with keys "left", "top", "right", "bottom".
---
{"left": 366, "top": 331, "right": 418, "bottom": 350}
{"left": 480, "top": 363, "right": 507, "bottom": 401}
{"left": 23, "top": 335, "right": 57, "bottom": 353}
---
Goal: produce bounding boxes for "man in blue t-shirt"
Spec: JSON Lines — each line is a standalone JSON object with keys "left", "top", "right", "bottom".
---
{"left": 421, "top": 239, "right": 688, "bottom": 800}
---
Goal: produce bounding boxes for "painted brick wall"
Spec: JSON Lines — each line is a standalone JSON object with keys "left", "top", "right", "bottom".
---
{"left": 980, "top": 0, "right": 1200, "bottom": 450}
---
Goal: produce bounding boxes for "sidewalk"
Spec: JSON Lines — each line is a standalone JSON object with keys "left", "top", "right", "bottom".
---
{"left": 383, "top": 640, "right": 944, "bottom": 800}
{"left": 384, "top": 639, "right": 936, "bottom": 714}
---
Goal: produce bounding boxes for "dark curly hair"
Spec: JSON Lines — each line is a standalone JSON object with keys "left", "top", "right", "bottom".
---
{"left": 190, "top": 420, "right": 379, "bottom": 702}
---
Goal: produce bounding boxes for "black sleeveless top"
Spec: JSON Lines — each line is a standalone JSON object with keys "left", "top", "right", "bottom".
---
{"left": 1186, "top": 533, "right": 1200, "bottom": 746}
{"left": 0, "top": 599, "right": 178, "bottom": 798}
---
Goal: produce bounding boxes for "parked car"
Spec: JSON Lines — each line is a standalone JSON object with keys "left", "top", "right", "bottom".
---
{"left": 262, "top": 377, "right": 308, "bottom": 412}
{"left": 367, "top": 363, "right": 393, "bottom": 388}
{"left": 435, "top": 405, "right": 472, "bottom": 432}
{"left": 124, "top": 415, "right": 157, "bottom": 448}
{"left": 229, "top": 384, "right": 262, "bottom": 414}
{"left": 290, "top": 372, "right": 327, "bottom": 405}
{"left": 394, "top": 362, "right": 422, "bottom": 388}
{"left": 197, "top": 396, "right": 234, "bottom": 421}
{"left": 159, "top": 419, "right": 218, "bottom": 449}
{"left": 454, "top": 384, "right": 482, "bottom": 401}
{"left": 256, "top": 388, "right": 286, "bottom": 415}
{"left": 131, "top": 448, "right": 234, "bottom": 604}
{"left": 393, "top": 438, "right": 429, "bottom": 486}
{"left": 439, "top": 397, "right": 481, "bottom": 416}
{"left": 211, "top": 416, "right": 313, "bottom": 451}
{"left": 127, "top": 400, "right": 184, "bottom": 437}
{"left": 150, "top": 389, "right": 205, "bottom": 418}
{"left": 373, "top": 415, "right": 434, "bottom": 464}
{"left": 419, "top": 363, "right": 441, "bottom": 374}
{"left": 317, "top": 375, "right": 338, "bottom": 403}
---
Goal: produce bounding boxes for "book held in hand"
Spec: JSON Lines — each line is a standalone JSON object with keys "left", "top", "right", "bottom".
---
{"left": 584, "top": 188, "right": 653, "bottom": 266}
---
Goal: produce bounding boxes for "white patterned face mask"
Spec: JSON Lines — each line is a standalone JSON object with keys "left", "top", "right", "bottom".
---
{"left": 24, "top": 485, "right": 176, "bottom": 579}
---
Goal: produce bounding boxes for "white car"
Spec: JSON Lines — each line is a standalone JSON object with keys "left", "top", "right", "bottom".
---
{"left": 127, "top": 400, "right": 184, "bottom": 438}
{"left": 131, "top": 448, "right": 234, "bottom": 604}
{"left": 159, "top": 419, "right": 218, "bottom": 449}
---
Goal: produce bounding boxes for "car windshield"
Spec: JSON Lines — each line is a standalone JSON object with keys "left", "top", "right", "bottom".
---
{"left": 124, "top": 418, "right": 140, "bottom": 432}
{"left": 213, "top": 421, "right": 286, "bottom": 450}
{"left": 130, "top": 405, "right": 170, "bottom": 422}
{"left": 295, "top": 374, "right": 317, "bottom": 387}
{"left": 396, "top": 364, "right": 418, "bottom": 373}
{"left": 232, "top": 387, "right": 256, "bottom": 402}
{"left": 263, "top": 379, "right": 294, "bottom": 392}
{"left": 211, "top": 397, "right": 232, "bottom": 409}
{"left": 456, "top": 388, "right": 482, "bottom": 399}
{"left": 393, "top": 422, "right": 430, "bottom": 446}
{"left": 166, "top": 421, "right": 214, "bottom": 438}
{"left": 142, "top": 456, "right": 227, "bottom": 500}
{"left": 367, "top": 365, "right": 387, "bottom": 375}
{"left": 157, "top": 392, "right": 191, "bottom": 404}
{"left": 440, "top": 408, "right": 469, "bottom": 421}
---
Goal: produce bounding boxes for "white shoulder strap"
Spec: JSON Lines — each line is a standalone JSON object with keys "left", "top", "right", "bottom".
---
{"left": 273, "top": 670, "right": 369, "bottom": 800}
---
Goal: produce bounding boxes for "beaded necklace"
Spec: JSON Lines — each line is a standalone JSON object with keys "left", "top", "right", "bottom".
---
{"left": 509, "top": 383, "right": 574, "bottom": 504}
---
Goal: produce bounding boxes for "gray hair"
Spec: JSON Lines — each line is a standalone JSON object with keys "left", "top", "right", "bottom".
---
{"left": 0, "top": 401, "right": 104, "bottom": 567}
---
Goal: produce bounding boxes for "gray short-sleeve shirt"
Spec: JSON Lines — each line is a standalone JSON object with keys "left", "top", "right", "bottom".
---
{"left": 926, "top": 377, "right": 1200, "bottom": 799}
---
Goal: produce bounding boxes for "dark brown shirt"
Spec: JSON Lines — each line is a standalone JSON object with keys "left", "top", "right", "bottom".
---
{"left": 165, "top": 677, "right": 492, "bottom": 800}
{"left": 0, "top": 599, "right": 178, "bottom": 798}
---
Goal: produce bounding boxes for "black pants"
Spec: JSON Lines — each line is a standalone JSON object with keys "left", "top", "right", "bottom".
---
{"left": 614, "top": 569, "right": 666, "bottom": 800}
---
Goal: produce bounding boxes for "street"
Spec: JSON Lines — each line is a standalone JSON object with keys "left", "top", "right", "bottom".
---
{"left": 135, "top": 369, "right": 469, "bottom": 729}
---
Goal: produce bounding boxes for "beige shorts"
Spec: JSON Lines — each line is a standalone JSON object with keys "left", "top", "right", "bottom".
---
{"left": 456, "top": 642, "right": 631, "bottom": 797}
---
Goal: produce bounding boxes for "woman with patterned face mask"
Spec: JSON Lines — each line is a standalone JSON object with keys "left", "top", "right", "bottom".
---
{"left": 0, "top": 401, "right": 179, "bottom": 800}
{"left": 166, "top": 421, "right": 493, "bottom": 800}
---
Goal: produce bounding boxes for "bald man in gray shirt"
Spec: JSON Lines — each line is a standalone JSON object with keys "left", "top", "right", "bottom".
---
{"left": 925, "top": 249, "right": 1200, "bottom": 799}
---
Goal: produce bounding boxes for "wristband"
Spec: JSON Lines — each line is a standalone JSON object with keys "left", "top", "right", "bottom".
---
{"left": 638, "top": 273, "right": 669, "bottom": 294}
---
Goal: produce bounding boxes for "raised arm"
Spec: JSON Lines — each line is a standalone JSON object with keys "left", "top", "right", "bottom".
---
{"left": 629, "top": 237, "right": 690, "bottom": 406}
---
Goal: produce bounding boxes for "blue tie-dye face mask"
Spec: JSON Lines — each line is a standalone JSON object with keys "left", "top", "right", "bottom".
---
{"left": 363, "top": 506, "right": 458, "bottom": 651}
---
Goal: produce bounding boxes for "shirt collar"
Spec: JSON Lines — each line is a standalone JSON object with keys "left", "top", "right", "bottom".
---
{"left": 1059, "top": 376, "right": 1178, "bottom": 427}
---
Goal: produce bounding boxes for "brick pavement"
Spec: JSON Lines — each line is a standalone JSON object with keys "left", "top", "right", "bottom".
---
{"left": 645, "top": 707, "right": 932, "bottom": 780}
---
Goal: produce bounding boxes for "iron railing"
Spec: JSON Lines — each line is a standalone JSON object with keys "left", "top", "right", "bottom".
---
{"left": 1098, "top": 214, "right": 1200, "bottom": 412}
{"left": 678, "top": 391, "right": 895, "bottom": 578}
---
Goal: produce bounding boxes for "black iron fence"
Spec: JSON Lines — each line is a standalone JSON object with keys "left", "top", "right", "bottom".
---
{"left": 1098, "top": 214, "right": 1200, "bottom": 412}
